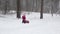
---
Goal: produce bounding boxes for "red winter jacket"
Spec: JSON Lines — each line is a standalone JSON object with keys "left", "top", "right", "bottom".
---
{"left": 22, "top": 15, "right": 26, "bottom": 20}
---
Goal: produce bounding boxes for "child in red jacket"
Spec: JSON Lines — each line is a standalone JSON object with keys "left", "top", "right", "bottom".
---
{"left": 22, "top": 14, "right": 29, "bottom": 23}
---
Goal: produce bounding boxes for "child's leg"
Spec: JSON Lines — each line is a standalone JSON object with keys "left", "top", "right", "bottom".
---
{"left": 22, "top": 20, "right": 26, "bottom": 23}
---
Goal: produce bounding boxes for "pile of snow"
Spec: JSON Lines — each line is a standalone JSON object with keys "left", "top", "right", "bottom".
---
{"left": 8, "top": 10, "right": 16, "bottom": 14}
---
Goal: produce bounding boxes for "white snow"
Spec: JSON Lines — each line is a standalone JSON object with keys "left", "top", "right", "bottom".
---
{"left": 0, "top": 12, "right": 60, "bottom": 34}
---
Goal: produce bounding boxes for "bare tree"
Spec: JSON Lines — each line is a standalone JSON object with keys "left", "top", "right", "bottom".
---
{"left": 51, "top": 0, "right": 53, "bottom": 16}
{"left": 51, "top": 0, "right": 59, "bottom": 16}
{"left": 0, "top": 0, "right": 1, "bottom": 10}
{"left": 17, "top": 0, "right": 21, "bottom": 18}
{"left": 0, "top": 0, "right": 1, "bottom": 6}
{"left": 40, "top": 0, "right": 44, "bottom": 19}
{"left": 4, "top": 1, "right": 7, "bottom": 14}
{"left": 32, "top": 0, "right": 34, "bottom": 12}
{"left": 26, "top": 0, "right": 28, "bottom": 11}
{"left": 4, "top": 0, "right": 10, "bottom": 14}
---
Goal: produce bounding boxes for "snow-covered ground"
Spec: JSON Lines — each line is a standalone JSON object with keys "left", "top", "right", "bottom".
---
{"left": 0, "top": 12, "right": 60, "bottom": 34}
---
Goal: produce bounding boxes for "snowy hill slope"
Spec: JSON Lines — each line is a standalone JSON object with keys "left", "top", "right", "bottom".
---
{"left": 0, "top": 12, "right": 60, "bottom": 34}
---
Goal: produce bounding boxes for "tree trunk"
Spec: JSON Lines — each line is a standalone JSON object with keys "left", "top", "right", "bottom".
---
{"left": 40, "top": 0, "right": 44, "bottom": 19}
{"left": 26, "top": 0, "right": 28, "bottom": 11}
{"left": 51, "top": 0, "right": 53, "bottom": 16}
{"left": 17, "top": 0, "right": 21, "bottom": 18}
{"left": 4, "top": 1, "right": 7, "bottom": 14}
{"left": 51, "top": 0, "right": 59, "bottom": 16}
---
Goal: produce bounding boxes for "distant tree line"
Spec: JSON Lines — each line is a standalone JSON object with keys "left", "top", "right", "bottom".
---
{"left": 0, "top": 0, "right": 59, "bottom": 19}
